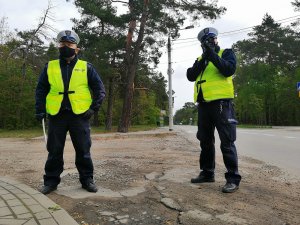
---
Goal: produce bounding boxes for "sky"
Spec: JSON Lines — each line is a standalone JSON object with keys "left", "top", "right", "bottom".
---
{"left": 0, "top": 0, "right": 299, "bottom": 112}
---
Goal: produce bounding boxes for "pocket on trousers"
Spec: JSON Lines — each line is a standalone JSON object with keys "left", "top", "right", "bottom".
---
{"left": 224, "top": 123, "right": 236, "bottom": 142}
{"left": 220, "top": 101, "right": 237, "bottom": 142}
{"left": 84, "top": 126, "right": 92, "bottom": 149}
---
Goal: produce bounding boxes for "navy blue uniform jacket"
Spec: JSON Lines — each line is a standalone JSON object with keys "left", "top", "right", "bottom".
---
{"left": 35, "top": 56, "right": 106, "bottom": 115}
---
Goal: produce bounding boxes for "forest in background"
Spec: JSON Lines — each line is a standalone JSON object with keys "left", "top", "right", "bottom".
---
{"left": 175, "top": 1, "right": 300, "bottom": 126}
{"left": 0, "top": 0, "right": 226, "bottom": 131}
{"left": 1, "top": 0, "right": 300, "bottom": 131}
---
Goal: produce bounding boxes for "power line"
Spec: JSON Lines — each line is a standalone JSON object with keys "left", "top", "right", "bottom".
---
{"left": 174, "top": 15, "right": 300, "bottom": 42}
{"left": 170, "top": 17, "right": 300, "bottom": 52}
{"left": 220, "top": 17, "right": 300, "bottom": 37}
{"left": 219, "top": 15, "right": 300, "bottom": 35}
{"left": 160, "top": 15, "right": 300, "bottom": 66}
{"left": 171, "top": 16, "right": 300, "bottom": 47}
{"left": 172, "top": 39, "right": 198, "bottom": 45}
{"left": 159, "top": 57, "right": 196, "bottom": 65}
{"left": 172, "top": 43, "right": 198, "bottom": 50}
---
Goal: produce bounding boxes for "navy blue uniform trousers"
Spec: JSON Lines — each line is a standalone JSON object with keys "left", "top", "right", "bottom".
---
{"left": 44, "top": 110, "right": 94, "bottom": 187}
{"left": 197, "top": 100, "right": 241, "bottom": 185}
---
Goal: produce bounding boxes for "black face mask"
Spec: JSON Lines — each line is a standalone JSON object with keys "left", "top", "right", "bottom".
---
{"left": 59, "top": 46, "right": 76, "bottom": 59}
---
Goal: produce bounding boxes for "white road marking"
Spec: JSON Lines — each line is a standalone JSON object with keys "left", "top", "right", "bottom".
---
{"left": 284, "top": 136, "right": 297, "bottom": 139}
{"left": 238, "top": 131, "right": 298, "bottom": 139}
{"left": 262, "top": 133, "right": 275, "bottom": 137}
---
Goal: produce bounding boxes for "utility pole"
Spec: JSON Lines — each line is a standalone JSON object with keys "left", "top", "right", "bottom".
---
{"left": 20, "top": 45, "right": 27, "bottom": 77}
{"left": 167, "top": 25, "right": 194, "bottom": 132}
{"left": 167, "top": 34, "right": 173, "bottom": 131}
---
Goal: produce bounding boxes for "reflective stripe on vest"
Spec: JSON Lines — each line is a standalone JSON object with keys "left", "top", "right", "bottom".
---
{"left": 46, "top": 59, "right": 92, "bottom": 115}
{"left": 193, "top": 49, "right": 234, "bottom": 102}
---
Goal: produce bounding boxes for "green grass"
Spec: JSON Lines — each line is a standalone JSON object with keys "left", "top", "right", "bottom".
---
{"left": 0, "top": 125, "right": 158, "bottom": 138}
{"left": 91, "top": 125, "right": 157, "bottom": 133}
{"left": 237, "top": 124, "right": 272, "bottom": 129}
{"left": 0, "top": 128, "right": 44, "bottom": 138}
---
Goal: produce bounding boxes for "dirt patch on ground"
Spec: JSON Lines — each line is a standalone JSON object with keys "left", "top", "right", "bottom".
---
{"left": 0, "top": 130, "right": 299, "bottom": 225}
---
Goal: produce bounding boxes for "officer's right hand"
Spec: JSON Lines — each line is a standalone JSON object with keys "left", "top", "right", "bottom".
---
{"left": 201, "top": 51, "right": 208, "bottom": 60}
{"left": 82, "top": 109, "right": 94, "bottom": 120}
{"left": 201, "top": 43, "right": 207, "bottom": 54}
{"left": 201, "top": 42, "right": 210, "bottom": 59}
{"left": 35, "top": 113, "right": 46, "bottom": 122}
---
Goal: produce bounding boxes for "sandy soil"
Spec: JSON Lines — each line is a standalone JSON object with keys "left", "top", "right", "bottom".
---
{"left": 0, "top": 129, "right": 299, "bottom": 225}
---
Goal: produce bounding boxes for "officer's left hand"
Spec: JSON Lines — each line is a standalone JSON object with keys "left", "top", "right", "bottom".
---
{"left": 204, "top": 40, "right": 216, "bottom": 51}
{"left": 82, "top": 109, "right": 94, "bottom": 120}
{"left": 201, "top": 42, "right": 213, "bottom": 59}
{"left": 35, "top": 113, "right": 46, "bottom": 122}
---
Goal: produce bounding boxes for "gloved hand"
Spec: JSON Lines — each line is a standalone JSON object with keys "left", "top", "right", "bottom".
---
{"left": 35, "top": 113, "right": 46, "bottom": 122}
{"left": 203, "top": 40, "right": 215, "bottom": 52}
{"left": 82, "top": 109, "right": 94, "bottom": 120}
{"left": 201, "top": 41, "right": 214, "bottom": 59}
{"left": 201, "top": 50, "right": 208, "bottom": 60}
{"left": 201, "top": 43, "right": 207, "bottom": 55}
{"left": 202, "top": 41, "right": 220, "bottom": 62}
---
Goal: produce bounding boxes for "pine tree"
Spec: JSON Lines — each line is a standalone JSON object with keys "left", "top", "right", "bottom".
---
{"left": 71, "top": 0, "right": 226, "bottom": 132}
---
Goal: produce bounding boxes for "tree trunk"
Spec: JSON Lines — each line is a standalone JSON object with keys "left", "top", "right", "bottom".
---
{"left": 118, "top": 0, "right": 149, "bottom": 133}
{"left": 105, "top": 77, "right": 114, "bottom": 131}
{"left": 118, "top": 65, "right": 136, "bottom": 132}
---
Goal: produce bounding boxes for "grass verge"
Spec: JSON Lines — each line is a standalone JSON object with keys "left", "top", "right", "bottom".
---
{"left": 0, "top": 128, "right": 44, "bottom": 138}
{"left": 0, "top": 125, "right": 158, "bottom": 138}
{"left": 237, "top": 124, "right": 272, "bottom": 129}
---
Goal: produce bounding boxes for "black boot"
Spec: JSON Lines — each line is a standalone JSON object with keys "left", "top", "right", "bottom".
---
{"left": 191, "top": 174, "right": 215, "bottom": 183}
{"left": 82, "top": 179, "right": 98, "bottom": 193}
{"left": 40, "top": 185, "right": 57, "bottom": 195}
{"left": 222, "top": 182, "right": 239, "bottom": 193}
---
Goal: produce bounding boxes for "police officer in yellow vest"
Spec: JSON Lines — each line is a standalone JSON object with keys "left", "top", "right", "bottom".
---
{"left": 187, "top": 27, "right": 241, "bottom": 193}
{"left": 35, "top": 30, "right": 106, "bottom": 194}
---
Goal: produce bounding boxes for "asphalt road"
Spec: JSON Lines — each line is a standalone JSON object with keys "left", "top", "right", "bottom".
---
{"left": 175, "top": 125, "right": 300, "bottom": 180}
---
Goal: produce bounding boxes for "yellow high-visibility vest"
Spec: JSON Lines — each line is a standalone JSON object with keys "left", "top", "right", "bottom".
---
{"left": 193, "top": 49, "right": 234, "bottom": 102}
{"left": 46, "top": 59, "right": 92, "bottom": 115}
